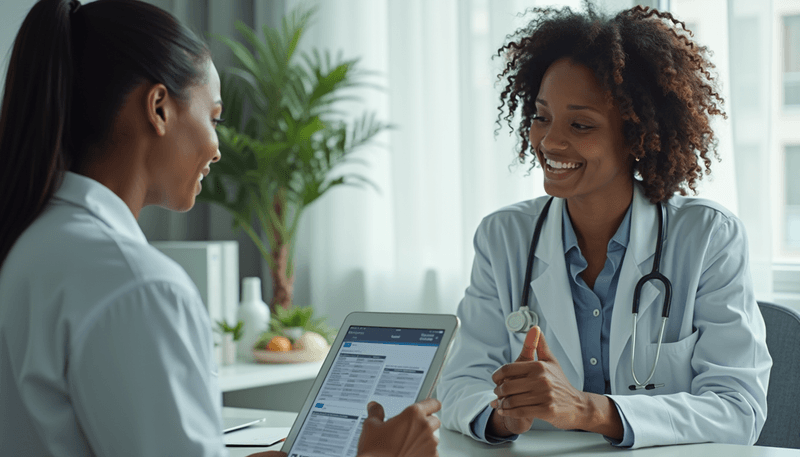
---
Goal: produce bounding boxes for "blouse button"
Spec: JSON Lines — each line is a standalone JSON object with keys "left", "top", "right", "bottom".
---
{"left": 593, "top": 309, "right": 600, "bottom": 317}
{"left": 589, "top": 357, "right": 598, "bottom": 366}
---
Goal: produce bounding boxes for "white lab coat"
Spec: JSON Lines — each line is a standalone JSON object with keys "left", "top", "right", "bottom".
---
{"left": 0, "top": 172, "right": 227, "bottom": 456}
{"left": 437, "top": 183, "right": 772, "bottom": 449}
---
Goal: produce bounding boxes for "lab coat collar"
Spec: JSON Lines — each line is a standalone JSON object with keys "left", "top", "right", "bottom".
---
{"left": 530, "top": 196, "right": 584, "bottom": 385}
{"left": 53, "top": 171, "right": 148, "bottom": 244}
{"left": 608, "top": 183, "right": 666, "bottom": 386}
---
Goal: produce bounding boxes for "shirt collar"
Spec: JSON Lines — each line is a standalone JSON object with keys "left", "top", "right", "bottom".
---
{"left": 53, "top": 171, "right": 147, "bottom": 244}
{"left": 561, "top": 201, "right": 633, "bottom": 255}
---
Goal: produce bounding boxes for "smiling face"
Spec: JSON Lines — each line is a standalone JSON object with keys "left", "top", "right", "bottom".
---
{"left": 146, "top": 59, "right": 223, "bottom": 212}
{"left": 530, "top": 58, "right": 633, "bottom": 206}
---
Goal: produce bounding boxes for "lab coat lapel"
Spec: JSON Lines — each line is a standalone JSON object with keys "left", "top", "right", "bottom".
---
{"left": 530, "top": 197, "right": 584, "bottom": 385}
{"left": 609, "top": 184, "right": 664, "bottom": 379}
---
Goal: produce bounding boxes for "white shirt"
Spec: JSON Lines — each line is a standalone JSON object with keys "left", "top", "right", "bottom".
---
{"left": 0, "top": 172, "right": 227, "bottom": 456}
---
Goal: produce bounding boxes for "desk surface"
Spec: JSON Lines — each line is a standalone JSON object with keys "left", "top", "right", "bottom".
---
{"left": 222, "top": 407, "right": 800, "bottom": 457}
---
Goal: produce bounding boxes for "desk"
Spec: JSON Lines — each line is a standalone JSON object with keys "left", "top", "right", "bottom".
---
{"left": 220, "top": 361, "right": 323, "bottom": 412}
{"left": 223, "top": 407, "right": 800, "bottom": 457}
{"left": 219, "top": 361, "right": 323, "bottom": 392}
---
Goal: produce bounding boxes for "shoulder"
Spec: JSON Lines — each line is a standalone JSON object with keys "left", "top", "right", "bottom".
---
{"left": 476, "top": 196, "right": 552, "bottom": 236}
{"left": 664, "top": 194, "right": 743, "bottom": 236}
{"left": 2, "top": 200, "right": 201, "bottom": 318}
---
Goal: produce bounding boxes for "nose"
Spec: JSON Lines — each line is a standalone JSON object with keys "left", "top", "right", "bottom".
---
{"left": 539, "top": 123, "right": 569, "bottom": 152}
{"left": 211, "top": 148, "right": 221, "bottom": 163}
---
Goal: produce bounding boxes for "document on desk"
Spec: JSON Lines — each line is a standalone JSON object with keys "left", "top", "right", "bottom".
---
{"left": 224, "top": 426, "right": 290, "bottom": 447}
{"left": 286, "top": 326, "right": 445, "bottom": 457}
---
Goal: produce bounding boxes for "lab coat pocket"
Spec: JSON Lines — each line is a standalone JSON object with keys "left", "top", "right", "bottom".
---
{"left": 639, "top": 330, "right": 699, "bottom": 395}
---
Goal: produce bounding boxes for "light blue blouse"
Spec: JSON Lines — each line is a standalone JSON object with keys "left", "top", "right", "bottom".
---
{"left": 470, "top": 202, "right": 635, "bottom": 446}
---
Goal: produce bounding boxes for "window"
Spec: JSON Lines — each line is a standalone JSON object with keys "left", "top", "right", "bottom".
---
{"left": 784, "top": 15, "right": 800, "bottom": 106}
{"left": 786, "top": 146, "right": 800, "bottom": 250}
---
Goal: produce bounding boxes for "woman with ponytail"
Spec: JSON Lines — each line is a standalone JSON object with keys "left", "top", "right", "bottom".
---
{"left": 0, "top": 1, "right": 440, "bottom": 456}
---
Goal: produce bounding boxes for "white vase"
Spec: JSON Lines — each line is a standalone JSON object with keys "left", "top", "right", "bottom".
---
{"left": 221, "top": 333, "right": 237, "bottom": 365}
{"left": 236, "top": 277, "right": 271, "bottom": 361}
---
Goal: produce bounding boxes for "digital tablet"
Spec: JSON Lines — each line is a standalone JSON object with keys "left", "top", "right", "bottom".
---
{"left": 280, "top": 312, "right": 459, "bottom": 457}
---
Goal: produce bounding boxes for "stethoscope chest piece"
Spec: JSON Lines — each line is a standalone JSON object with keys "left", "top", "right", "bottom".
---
{"left": 506, "top": 306, "right": 538, "bottom": 333}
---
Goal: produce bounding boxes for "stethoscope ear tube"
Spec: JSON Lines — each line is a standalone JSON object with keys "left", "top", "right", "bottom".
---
{"left": 509, "top": 197, "right": 554, "bottom": 334}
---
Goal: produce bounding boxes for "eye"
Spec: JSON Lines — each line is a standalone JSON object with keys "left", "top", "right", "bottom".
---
{"left": 572, "top": 122, "right": 594, "bottom": 131}
{"left": 213, "top": 117, "right": 226, "bottom": 126}
{"left": 531, "top": 114, "right": 549, "bottom": 123}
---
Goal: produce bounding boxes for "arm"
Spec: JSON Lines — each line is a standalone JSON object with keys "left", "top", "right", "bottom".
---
{"left": 68, "top": 281, "right": 227, "bottom": 457}
{"left": 436, "top": 217, "right": 520, "bottom": 443}
{"left": 609, "top": 216, "right": 771, "bottom": 449}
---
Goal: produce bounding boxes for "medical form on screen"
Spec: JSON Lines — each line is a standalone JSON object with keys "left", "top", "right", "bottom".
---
{"left": 287, "top": 326, "right": 445, "bottom": 457}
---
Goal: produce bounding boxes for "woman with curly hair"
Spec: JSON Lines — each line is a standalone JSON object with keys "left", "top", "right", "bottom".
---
{"left": 437, "top": 3, "right": 771, "bottom": 449}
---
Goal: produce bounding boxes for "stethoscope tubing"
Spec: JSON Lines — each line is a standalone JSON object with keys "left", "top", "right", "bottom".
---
{"left": 515, "top": 196, "right": 672, "bottom": 391}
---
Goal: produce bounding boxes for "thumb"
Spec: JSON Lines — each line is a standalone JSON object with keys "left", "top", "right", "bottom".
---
{"left": 515, "top": 326, "right": 541, "bottom": 362}
{"left": 366, "top": 401, "right": 385, "bottom": 422}
{"left": 536, "top": 327, "right": 555, "bottom": 362}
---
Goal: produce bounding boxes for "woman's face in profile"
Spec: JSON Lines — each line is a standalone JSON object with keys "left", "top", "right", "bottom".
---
{"left": 529, "top": 57, "right": 632, "bottom": 204}
{"left": 147, "top": 59, "right": 223, "bottom": 212}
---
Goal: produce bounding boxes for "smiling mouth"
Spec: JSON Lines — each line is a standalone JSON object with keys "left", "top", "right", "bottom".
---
{"left": 543, "top": 157, "right": 583, "bottom": 174}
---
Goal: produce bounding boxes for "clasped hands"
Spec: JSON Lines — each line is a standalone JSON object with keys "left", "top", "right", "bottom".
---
{"left": 488, "top": 326, "right": 593, "bottom": 436}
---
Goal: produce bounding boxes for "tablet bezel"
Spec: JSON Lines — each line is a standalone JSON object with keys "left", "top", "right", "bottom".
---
{"left": 280, "top": 311, "right": 459, "bottom": 454}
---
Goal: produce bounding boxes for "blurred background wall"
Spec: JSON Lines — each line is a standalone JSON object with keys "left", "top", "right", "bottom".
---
{"left": 3, "top": 0, "right": 799, "bottom": 328}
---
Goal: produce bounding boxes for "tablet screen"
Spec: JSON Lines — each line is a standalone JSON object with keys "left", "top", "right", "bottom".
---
{"left": 287, "top": 325, "right": 445, "bottom": 457}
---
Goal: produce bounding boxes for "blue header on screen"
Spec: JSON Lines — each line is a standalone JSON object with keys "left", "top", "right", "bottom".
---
{"left": 344, "top": 326, "right": 444, "bottom": 345}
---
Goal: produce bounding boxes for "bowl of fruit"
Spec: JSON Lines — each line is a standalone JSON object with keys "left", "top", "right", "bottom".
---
{"left": 252, "top": 306, "right": 335, "bottom": 364}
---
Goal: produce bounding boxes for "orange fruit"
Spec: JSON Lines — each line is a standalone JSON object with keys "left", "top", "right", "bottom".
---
{"left": 267, "top": 336, "right": 292, "bottom": 352}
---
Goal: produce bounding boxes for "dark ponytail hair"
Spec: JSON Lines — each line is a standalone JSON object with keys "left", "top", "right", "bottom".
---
{"left": 0, "top": 0, "right": 209, "bottom": 269}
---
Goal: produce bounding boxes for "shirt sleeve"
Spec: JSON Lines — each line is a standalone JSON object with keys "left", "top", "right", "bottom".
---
{"left": 604, "top": 398, "right": 634, "bottom": 447}
{"left": 67, "top": 280, "right": 227, "bottom": 457}
{"left": 469, "top": 404, "right": 520, "bottom": 444}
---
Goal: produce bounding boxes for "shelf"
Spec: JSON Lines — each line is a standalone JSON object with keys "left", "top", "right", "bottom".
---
{"left": 219, "top": 360, "right": 323, "bottom": 392}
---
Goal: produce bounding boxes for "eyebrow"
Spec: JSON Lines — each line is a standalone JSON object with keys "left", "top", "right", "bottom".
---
{"left": 535, "top": 98, "right": 602, "bottom": 114}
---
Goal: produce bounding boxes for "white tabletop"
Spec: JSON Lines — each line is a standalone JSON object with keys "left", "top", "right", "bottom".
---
{"left": 222, "top": 407, "right": 800, "bottom": 457}
{"left": 219, "top": 361, "right": 323, "bottom": 392}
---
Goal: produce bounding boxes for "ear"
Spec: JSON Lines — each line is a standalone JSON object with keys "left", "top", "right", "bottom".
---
{"left": 145, "top": 84, "right": 171, "bottom": 137}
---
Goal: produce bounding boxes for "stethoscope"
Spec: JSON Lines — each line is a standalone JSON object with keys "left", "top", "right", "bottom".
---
{"left": 505, "top": 197, "right": 673, "bottom": 391}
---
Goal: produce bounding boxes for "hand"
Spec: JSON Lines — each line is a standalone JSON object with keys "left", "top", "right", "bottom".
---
{"left": 489, "top": 326, "right": 588, "bottom": 434}
{"left": 246, "top": 452, "right": 286, "bottom": 457}
{"left": 357, "top": 398, "right": 441, "bottom": 457}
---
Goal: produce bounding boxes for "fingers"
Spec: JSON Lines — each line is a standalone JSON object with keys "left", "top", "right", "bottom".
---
{"left": 426, "top": 413, "right": 442, "bottom": 431}
{"left": 410, "top": 397, "right": 442, "bottom": 416}
{"left": 515, "top": 326, "right": 541, "bottom": 362}
{"left": 493, "top": 375, "right": 546, "bottom": 398}
{"left": 366, "top": 401, "right": 385, "bottom": 422}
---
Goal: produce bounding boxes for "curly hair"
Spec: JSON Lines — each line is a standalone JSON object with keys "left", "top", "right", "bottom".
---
{"left": 497, "top": 2, "right": 726, "bottom": 203}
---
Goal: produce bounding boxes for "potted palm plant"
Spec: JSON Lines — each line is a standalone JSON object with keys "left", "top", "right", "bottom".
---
{"left": 198, "top": 7, "right": 387, "bottom": 317}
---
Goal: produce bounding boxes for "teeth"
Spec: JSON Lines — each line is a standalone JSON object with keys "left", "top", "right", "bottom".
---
{"left": 546, "top": 158, "right": 581, "bottom": 169}
{"left": 199, "top": 173, "right": 204, "bottom": 182}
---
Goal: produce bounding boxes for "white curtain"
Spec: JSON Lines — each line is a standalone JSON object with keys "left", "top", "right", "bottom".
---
{"left": 287, "top": 0, "right": 761, "bottom": 327}
{"left": 132, "top": 0, "right": 785, "bottom": 325}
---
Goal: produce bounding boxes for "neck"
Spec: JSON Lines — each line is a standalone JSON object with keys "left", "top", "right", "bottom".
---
{"left": 566, "top": 184, "right": 634, "bottom": 252}
{"left": 78, "top": 145, "right": 148, "bottom": 219}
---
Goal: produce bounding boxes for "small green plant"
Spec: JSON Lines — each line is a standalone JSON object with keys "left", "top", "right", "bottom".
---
{"left": 254, "top": 306, "right": 336, "bottom": 349}
{"left": 215, "top": 320, "right": 244, "bottom": 341}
